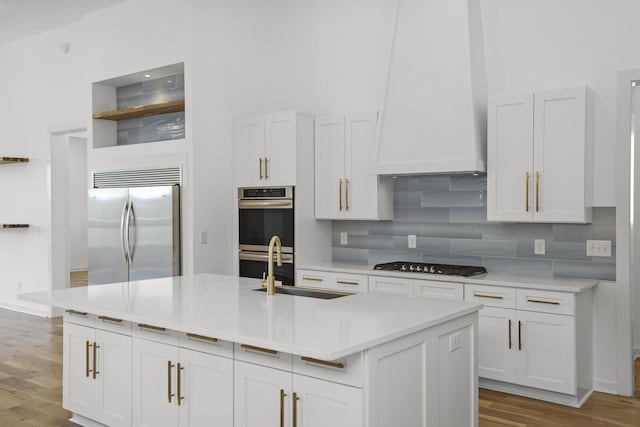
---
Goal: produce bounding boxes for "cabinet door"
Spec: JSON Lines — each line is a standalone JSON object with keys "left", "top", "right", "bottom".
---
{"left": 516, "top": 311, "right": 575, "bottom": 394}
{"left": 264, "top": 111, "right": 297, "bottom": 185}
{"left": 63, "top": 322, "right": 96, "bottom": 418}
{"left": 179, "top": 348, "right": 233, "bottom": 427}
{"left": 132, "top": 338, "right": 180, "bottom": 427}
{"left": 487, "top": 94, "right": 534, "bottom": 222}
{"left": 368, "top": 276, "right": 413, "bottom": 296}
{"left": 344, "top": 112, "right": 379, "bottom": 220}
{"left": 477, "top": 307, "right": 517, "bottom": 383}
{"left": 413, "top": 279, "right": 463, "bottom": 300}
{"left": 292, "top": 374, "right": 363, "bottom": 427}
{"left": 314, "top": 115, "right": 345, "bottom": 219}
{"left": 95, "top": 329, "right": 132, "bottom": 427}
{"left": 234, "top": 115, "right": 265, "bottom": 188}
{"left": 234, "top": 360, "right": 292, "bottom": 427}
{"left": 533, "top": 87, "right": 588, "bottom": 222}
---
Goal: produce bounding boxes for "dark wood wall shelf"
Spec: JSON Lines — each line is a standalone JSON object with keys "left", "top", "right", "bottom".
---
{"left": 93, "top": 100, "right": 185, "bottom": 121}
{"left": 0, "top": 157, "right": 29, "bottom": 164}
{"left": 2, "top": 224, "right": 29, "bottom": 229}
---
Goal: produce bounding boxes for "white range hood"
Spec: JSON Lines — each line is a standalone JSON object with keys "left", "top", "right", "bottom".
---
{"left": 376, "top": 0, "right": 488, "bottom": 175}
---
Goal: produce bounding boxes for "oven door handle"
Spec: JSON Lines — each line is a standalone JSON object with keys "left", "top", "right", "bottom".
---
{"left": 238, "top": 200, "right": 293, "bottom": 209}
{"left": 239, "top": 252, "right": 294, "bottom": 264}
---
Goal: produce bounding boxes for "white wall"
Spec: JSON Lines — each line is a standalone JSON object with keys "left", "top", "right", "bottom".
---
{"left": 67, "top": 137, "right": 88, "bottom": 271}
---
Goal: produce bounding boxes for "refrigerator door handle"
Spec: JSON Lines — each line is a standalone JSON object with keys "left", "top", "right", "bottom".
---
{"left": 126, "top": 201, "right": 136, "bottom": 263}
{"left": 120, "top": 201, "right": 129, "bottom": 265}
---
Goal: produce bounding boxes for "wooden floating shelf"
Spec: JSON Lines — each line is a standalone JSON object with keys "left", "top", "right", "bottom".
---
{"left": 93, "top": 100, "right": 185, "bottom": 121}
{"left": 0, "top": 157, "right": 29, "bottom": 164}
{"left": 2, "top": 224, "right": 29, "bottom": 229}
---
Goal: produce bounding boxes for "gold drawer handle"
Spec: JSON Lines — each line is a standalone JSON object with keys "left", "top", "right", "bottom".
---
{"left": 301, "top": 356, "right": 345, "bottom": 369}
{"left": 66, "top": 309, "right": 88, "bottom": 316}
{"left": 473, "top": 293, "right": 504, "bottom": 300}
{"left": 241, "top": 344, "right": 278, "bottom": 355}
{"left": 186, "top": 333, "right": 218, "bottom": 343}
{"left": 98, "top": 316, "right": 123, "bottom": 323}
{"left": 168, "top": 361, "right": 174, "bottom": 403}
{"left": 86, "top": 341, "right": 91, "bottom": 377}
{"left": 336, "top": 280, "right": 359, "bottom": 286}
{"left": 525, "top": 171, "right": 530, "bottom": 212}
{"left": 302, "top": 276, "right": 323, "bottom": 282}
{"left": 526, "top": 298, "right": 560, "bottom": 305}
{"left": 138, "top": 323, "right": 167, "bottom": 332}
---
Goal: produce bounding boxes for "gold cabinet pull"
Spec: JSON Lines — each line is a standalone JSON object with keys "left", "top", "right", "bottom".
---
{"left": 186, "top": 333, "right": 218, "bottom": 343}
{"left": 138, "top": 323, "right": 167, "bottom": 333}
{"left": 259, "top": 158, "right": 264, "bottom": 179}
{"left": 336, "top": 280, "right": 359, "bottom": 286}
{"left": 302, "top": 276, "right": 323, "bottom": 282}
{"left": 535, "top": 171, "right": 540, "bottom": 212}
{"left": 292, "top": 392, "right": 299, "bottom": 427}
{"left": 526, "top": 298, "right": 560, "bottom": 305}
{"left": 240, "top": 344, "right": 278, "bottom": 355}
{"left": 525, "top": 171, "right": 529, "bottom": 212}
{"left": 301, "top": 356, "right": 345, "bottom": 369}
{"left": 66, "top": 309, "right": 88, "bottom": 316}
{"left": 98, "top": 315, "right": 122, "bottom": 323}
{"left": 518, "top": 321, "right": 522, "bottom": 351}
{"left": 345, "top": 179, "right": 350, "bottom": 211}
{"left": 508, "top": 319, "right": 512, "bottom": 349}
{"left": 85, "top": 341, "right": 91, "bottom": 377}
{"left": 473, "top": 293, "right": 504, "bottom": 300}
{"left": 167, "top": 361, "right": 175, "bottom": 403}
{"left": 177, "top": 363, "right": 184, "bottom": 406}
{"left": 338, "top": 179, "right": 343, "bottom": 211}
{"left": 92, "top": 342, "right": 99, "bottom": 379}
{"left": 280, "top": 389, "right": 286, "bottom": 427}
{"left": 264, "top": 158, "right": 269, "bottom": 179}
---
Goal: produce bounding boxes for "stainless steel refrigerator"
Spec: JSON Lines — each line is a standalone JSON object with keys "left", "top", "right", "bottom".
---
{"left": 88, "top": 185, "right": 180, "bottom": 285}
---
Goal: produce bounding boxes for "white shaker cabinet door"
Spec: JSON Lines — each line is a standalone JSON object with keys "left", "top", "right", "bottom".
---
{"left": 264, "top": 111, "right": 297, "bottom": 186}
{"left": 477, "top": 307, "right": 517, "bottom": 384}
{"left": 368, "top": 276, "right": 413, "bottom": 296}
{"left": 63, "top": 322, "right": 96, "bottom": 419}
{"left": 292, "top": 374, "right": 363, "bottom": 427}
{"left": 516, "top": 311, "right": 575, "bottom": 394}
{"left": 132, "top": 338, "right": 180, "bottom": 427}
{"left": 234, "top": 360, "right": 292, "bottom": 427}
{"left": 95, "top": 329, "right": 132, "bottom": 427}
{"left": 487, "top": 93, "right": 534, "bottom": 222}
{"left": 314, "top": 115, "right": 346, "bottom": 219}
{"left": 178, "top": 348, "right": 233, "bottom": 427}
{"left": 233, "top": 115, "right": 265, "bottom": 188}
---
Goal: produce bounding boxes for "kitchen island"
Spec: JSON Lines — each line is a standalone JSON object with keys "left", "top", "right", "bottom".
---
{"left": 21, "top": 273, "right": 481, "bottom": 427}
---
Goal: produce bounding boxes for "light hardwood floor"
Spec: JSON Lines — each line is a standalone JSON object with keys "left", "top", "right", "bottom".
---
{"left": 0, "top": 304, "right": 638, "bottom": 426}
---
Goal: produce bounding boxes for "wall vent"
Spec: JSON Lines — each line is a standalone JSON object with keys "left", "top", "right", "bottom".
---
{"left": 93, "top": 167, "right": 181, "bottom": 188}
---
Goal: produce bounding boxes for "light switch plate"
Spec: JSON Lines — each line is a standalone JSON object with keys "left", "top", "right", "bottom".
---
{"left": 449, "top": 333, "right": 461, "bottom": 352}
{"left": 534, "top": 239, "right": 545, "bottom": 255}
{"left": 586, "top": 240, "right": 612, "bottom": 257}
{"left": 408, "top": 234, "right": 417, "bottom": 249}
{"left": 340, "top": 232, "right": 348, "bottom": 245}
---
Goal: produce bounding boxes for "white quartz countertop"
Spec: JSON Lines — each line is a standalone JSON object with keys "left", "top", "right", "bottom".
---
{"left": 298, "top": 263, "right": 598, "bottom": 293}
{"left": 19, "top": 274, "right": 481, "bottom": 360}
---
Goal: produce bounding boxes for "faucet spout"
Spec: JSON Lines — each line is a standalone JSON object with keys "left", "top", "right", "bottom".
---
{"left": 267, "top": 235, "right": 282, "bottom": 296}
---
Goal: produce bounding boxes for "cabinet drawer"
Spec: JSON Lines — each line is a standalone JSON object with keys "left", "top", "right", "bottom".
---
{"left": 334, "top": 273, "right": 368, "bottom": 293}
{"left": 293, "top": 351, "right": 364, "bottom": 388}
{"left": 297, "top": 270, "right": 333, "bottom": 290}
{"left": 234, "top": 342, "right": 293, "bottom": 371}
{"left": 369, "top": 276, "right": 412, "bottom": 296}
{"left": 179, "top": 332, "right": 233, "bottom": 359}
{"left": 63, "top": 310, "right": 95, "bottom": 328}
{"left": 516, "top": 289, "right": 574, "bottom": 315}
{"left": 465, "top": 284, "right": 516, "bottom": 308}
{"left": 95, "top": 314, "right": 132, "bottom": 336}
{"left": 132, "top": 322, "right": 180, "bottom": 346}
{"left": 414, "top": 280, "right": 463, "bottom": 300}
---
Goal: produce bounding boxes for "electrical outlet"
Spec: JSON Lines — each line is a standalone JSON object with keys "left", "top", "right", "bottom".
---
{"left": 340, "top": 232, "right": 348, "bottom": 245}
{"left": 408, "top": 234, "right": 417, "bottom": 249}
{"left": 200, "top": 231, "right": 207, "bottom": 244}
{"left": 586, "top": 240, "right": 612, "bottom": 257}
{"left": 449, "top": 333, "right": 461, "bottom": 352}
{"left": 534, "top": 239, "right": 546, "bottom": 255}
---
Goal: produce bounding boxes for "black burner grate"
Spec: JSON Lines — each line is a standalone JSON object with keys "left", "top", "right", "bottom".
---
{"left": 373, "top": 261, "right": 486, "bottom": 277}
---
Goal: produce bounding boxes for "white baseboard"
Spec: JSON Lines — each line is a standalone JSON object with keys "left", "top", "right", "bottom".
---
{"left": 634, "top": 347, "right": 640, "bottom": 360}
{"left": 0, "top": 299, "right": 49, "bottom": 317}
{"left": 70, "top": 267, "right": 88, "bottom": 273}
{"left": 593, "top": 379, "right": 619, "bottom": 395}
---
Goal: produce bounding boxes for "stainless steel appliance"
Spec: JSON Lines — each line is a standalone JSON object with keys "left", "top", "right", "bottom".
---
{"left": 88, "top": 185, "right": 180, "bottom": 285}
{"left": 373, "top": 261, "right": 486, "bottom": 277}
{"left": 238, "top": 186, "right": 294, "bottom": 285}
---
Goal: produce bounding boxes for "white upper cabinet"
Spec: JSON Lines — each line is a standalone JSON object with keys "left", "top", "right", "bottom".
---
{"left": 487, "top": 87, "right": 592, "bottom": 223}
{"left": 233, "top": 111, "right": 303, "bottom": 187}
{"left": 315, "top": 112, "right": 392, "bottom": 220}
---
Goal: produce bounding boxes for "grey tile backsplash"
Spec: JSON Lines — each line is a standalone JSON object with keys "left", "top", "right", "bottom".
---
{"left": 331, "top": 175, "right": 616, "bottom": 281}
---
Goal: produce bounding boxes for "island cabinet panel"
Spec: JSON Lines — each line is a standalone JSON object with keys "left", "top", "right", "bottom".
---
{"left": 292, "top": 374, "right": 363, "bottom": 427}
{"left": 63, "top": 321, "right": 132, "bottom": 427}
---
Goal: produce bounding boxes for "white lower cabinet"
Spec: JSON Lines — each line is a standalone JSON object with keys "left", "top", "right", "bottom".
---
{"left": 234, "top": 360, "right": 363, "bottom": 427}
{"left": 476, "top": 307, "right": 516, "bottom": 383}
{"left": 63, "top": 321, "right": 132, "bottom": 427}
{"left": 369, "top": 275, "right": 463, "bottom": 300}
{"left": 132, "top": 338, "right": 233, "bottom": 427}
{"left": 296, "top": 269, "right": 368, "bottom": 293}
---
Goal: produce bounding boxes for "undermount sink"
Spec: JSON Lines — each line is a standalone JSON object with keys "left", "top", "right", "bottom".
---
{"left": 253, "top": 286, "right": 351, "bottom": 300}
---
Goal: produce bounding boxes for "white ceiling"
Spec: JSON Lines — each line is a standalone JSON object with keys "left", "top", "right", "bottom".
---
{"left": 0, "top": 0, "right": 125, "bottom": 46}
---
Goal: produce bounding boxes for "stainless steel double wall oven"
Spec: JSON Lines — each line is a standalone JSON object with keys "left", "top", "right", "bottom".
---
{"left": 238, "top": 186, "right": 294, "bottom": 285}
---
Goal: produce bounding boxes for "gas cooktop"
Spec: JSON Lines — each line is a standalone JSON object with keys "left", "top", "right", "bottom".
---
{"left": 373, "top": 261, "right": 487, "bottom": 277}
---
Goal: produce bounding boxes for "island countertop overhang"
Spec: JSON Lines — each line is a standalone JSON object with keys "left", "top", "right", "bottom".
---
{"left": 19, "top": 273, "right": 481, "bottom": 360}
